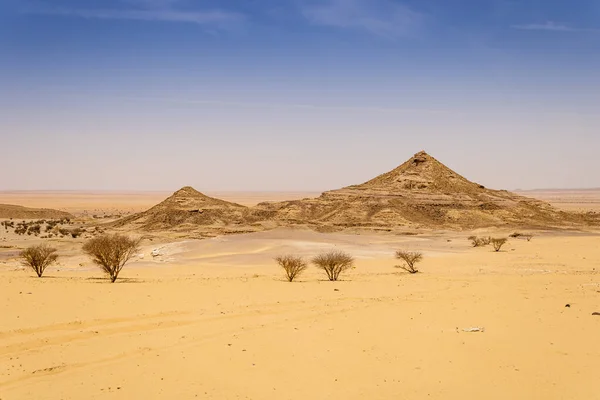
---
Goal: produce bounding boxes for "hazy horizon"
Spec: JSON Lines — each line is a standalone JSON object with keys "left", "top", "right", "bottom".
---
{"left": 2, "top": 0, "right": 599, "bottom": 192}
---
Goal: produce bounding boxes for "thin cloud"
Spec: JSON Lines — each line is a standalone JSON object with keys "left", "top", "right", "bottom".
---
{"left": 512, "top": 21, "right": 599, "bottom": 33}
{"left": 300, "top": 0, "right": 423, "bottom": 38}
{"left": 123, "top": 96, "right": 453, "bottom": 115}
{"left": 23, "top": 4, "right": 244, "bottom": 26}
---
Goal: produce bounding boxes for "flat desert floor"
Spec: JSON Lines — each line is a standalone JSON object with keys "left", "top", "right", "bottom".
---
{"left": 1, "top": 191, "right": 599, "bottom": 399}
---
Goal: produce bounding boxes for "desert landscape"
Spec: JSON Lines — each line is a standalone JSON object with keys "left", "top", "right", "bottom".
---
{"left": 1, "top": 152, "right": 599, "bottom": 400}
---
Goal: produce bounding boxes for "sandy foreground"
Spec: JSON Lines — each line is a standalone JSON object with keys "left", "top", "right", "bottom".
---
{"left": 1, "top": 192, "right": 600, "bottom": 399}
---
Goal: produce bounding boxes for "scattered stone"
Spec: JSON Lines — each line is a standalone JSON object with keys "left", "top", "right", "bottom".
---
{"left": 462, "top": 327, "right": 485, "bottom": 333}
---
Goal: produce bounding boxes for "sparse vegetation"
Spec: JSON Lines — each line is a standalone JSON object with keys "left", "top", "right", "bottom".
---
{"left": 275, "top": 255, "right": 308, "bottom": 282}
{"left": 70, "top": 228, "right": 84, "bottom": 238}
{"left": 468, "top": 236, "right": 492, "bottom": 247}
{"left": 491, "top": 238, "right": 508, "bottom": 252}
{"left": 395, "top": 250, "right": 423, "bottom": 274}
{"left": 82, "top": 234, "right": 141, "bottom": 282}
{"left": 2, "top": 221, "right": 14, "bottom": 230}
{"left": 312, "top": 250, "right": 354, "bottom": 281}
{"left": 19, "top": 244, "right": 58, "bottom": 277}
{"left": 27, "top": 224, "right": 41, "bottom": 236}
{"left": 510, "top": 232, "right": 533, "bottom": 242}
{"left": 58, "top": 227, "right": 69, "bottom": 237}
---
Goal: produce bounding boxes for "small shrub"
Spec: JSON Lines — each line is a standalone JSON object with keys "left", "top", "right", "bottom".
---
{"left": 27, "top": 224, "right": 41, "bottom": 236}
{"left": 70, "top": 228, "right": 83, "bottom": 238}
{"left": 20, "top": 244, "right": 58, "bottom": 277}
{"left": 312, "top": 250, "right": 354, "bottom": 281}
{"left": 395, "top": 250, "right": 423, "bottom": 274}
{"left": 468, "top": 236, "right": 481, "bottom": 247}
{"left": 469, "top": 236, "right": 491, "bottom": 247}
{"left": 82, "top": 234, "right": 141, "bottom": 282}
{"left": 509, "top": 232, "right": 522, "bottom": 238}
{"left": 491, "top": 238, "right": 507, "bottom": 252}
{"left": 275, "top": 255, "right": 308, "bottom": 282}
{"left": 524, "top": 234, "right": 533, "bottom": 242}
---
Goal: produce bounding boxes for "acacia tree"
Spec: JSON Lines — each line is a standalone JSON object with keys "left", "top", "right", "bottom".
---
{"left": 395, "top": 250, "right": 423, "bottom": 274}
{"left": 20, "top": 244, "right": 58, "bottom": 277}
{"left": 491, "top": 238, "right": 508, "bottom": 252}
{"left": 82, "top": 234, "right": 140, "bottom": 282}
{"left": 312, "top": 250, "right": 354, "bottom": 281}
{"left": 275, "top": 255, "right": 308, "bottom": 282}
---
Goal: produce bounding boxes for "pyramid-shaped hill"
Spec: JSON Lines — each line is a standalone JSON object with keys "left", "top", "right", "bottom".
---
{"left": 343, "top": 151, "right": 485, "bottom": 195}
{"left": 111, "top": 186, "right": 265, "bottom": 236}
{"left": 253, "top": 151, "right": 599, "bottom": 231}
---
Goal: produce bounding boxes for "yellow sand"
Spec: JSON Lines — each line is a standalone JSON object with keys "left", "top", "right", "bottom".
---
{"left": 1, "top": 226, "right": 599, "bottom": 399}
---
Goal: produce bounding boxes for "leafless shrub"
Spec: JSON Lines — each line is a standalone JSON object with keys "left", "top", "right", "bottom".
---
{"left": 468, "top": 236, "right": 492, "bottom": 247}
{"left": 82, "top": 234, "right": 141, "bottom": 282}
{"left": 509, "top": 232, "right": 522, "bottom": 238}
{"left": 468, "top": 236, "right": 480, "bottom": 247}
{"left": 19, "top": 244, "right": 58, "bottom": 277}
{"left": 524, "top": 234, "right": 533, "bottom": 242}
{"left": 2, "top": 220, "right": 14, "bottom": 230}
{"left": 491, "top": 238, "right": 508, "bottom": 252}
{"left": 312, "top": 250, "right": 354, "bottom": 281}
{"left": 27, "top": 224, "right": 41, "bottom": 236}
{"left": 275, "top": 255, "right": 308, "bottom": 282}
{"left": 70, "top": 228, "right": 84, "bottom": 238}
{"left": 395, "top": 250, "right": 423, "bottom": 274}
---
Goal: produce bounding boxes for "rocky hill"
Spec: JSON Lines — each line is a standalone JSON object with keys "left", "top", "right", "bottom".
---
{"left": 110, "top": 186, "right": 266, "bottom": 237}
{"left": 112, "top": 152, "right": 599, "bottom": 236}
{"left": 253, "top": 151, "right": 598, "bottom": 231}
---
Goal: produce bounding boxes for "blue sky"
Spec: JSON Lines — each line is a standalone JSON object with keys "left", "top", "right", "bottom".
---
{"left": 1, "top": 0, "right": 599, "bottom": 191}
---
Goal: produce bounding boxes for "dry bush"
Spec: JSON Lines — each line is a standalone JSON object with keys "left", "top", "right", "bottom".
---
{"left": 468, "top": 236, "right": 491, "bottom": 247}
{"left": 20, "top": 244, "right": 58, "bottom": 277}
{"left": 509, "top": 232, "right": 522, "bottom": 238}
{"left": 312, "top": 250, "right": 354, "bottom": 281}
{"left": 70, "top": 228, "right": 84, "bottom": 238}
{"left": 27, "top": 224, "right": 41, "bottom": 236}
{"left": 275, "top": 255, "right": 308, "bottom": 282}
{"left": 395, "top": 250, "right": 423, "bottom": 274}
{"left": 491, "top": 238, "right": 508, "bottom": 252}
{"left": 524, "top": 234, "right": 533, "bottom": 242}
{"left": 82, "top": 234, "right": 140, "bottom": 282}
{"left": 468, "top": 236, "right": 480, "bottom": 247}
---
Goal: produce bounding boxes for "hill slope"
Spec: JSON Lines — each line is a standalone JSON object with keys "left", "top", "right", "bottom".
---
{"left": 0, "top": 204, "right": 73, "bottom": 220}
{"left": 111, "top": 186, "right": 266, "bottom": 237}
{"left": 112, "top": 152, "right": 599, "bottom": 236}
{"left": 253, "top": 151, "right": 598, "bottom": 231}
